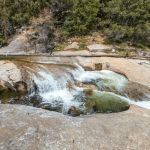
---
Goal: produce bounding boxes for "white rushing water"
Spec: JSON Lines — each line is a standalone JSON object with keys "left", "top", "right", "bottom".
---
{"left": 72, "top": 64, "right": 128, "bottom": 90}
{"left": 31, "top": 72, "right": 85, "bottom": 114}
{"left": 29, "top": 64, "right": 150, "bottom": 114}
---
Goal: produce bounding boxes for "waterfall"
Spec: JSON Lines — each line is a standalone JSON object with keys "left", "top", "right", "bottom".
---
{"left": 29, "top": 68, "right": 86, "bottom": 115}
{"left": 28, "top": 64, "right": 150, "bottom": 115}
{"left": 72, "top": 63, "right": 128, "bottom": 90}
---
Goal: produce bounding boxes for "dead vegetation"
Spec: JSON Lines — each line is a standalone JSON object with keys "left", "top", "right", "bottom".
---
{"left": 21, "top": 8, "right": 61, "bottom": 54}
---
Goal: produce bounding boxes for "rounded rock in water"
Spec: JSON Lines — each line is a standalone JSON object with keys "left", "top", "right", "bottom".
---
{"left": 84, "top": 91, "right": 130, "bottom": 113}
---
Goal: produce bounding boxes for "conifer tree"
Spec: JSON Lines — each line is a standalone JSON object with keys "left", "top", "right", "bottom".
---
{"left": 99, "top": 0, "right": 150, "bottom": 45}
{"left": 65, "top": 0, "right": 100, "bottom": 35}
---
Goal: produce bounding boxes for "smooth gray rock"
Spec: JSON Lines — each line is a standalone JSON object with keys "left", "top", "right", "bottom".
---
{"left": 0, "top": 38, "right": 25, "bottom": 54}
{"left": 136, "top": 50, "right": 150, "bottom": 56}
{"left": 0, "top": 61, "right": 22, "bottom": 90}
{"left": 0, "top": 104, "right": 150, "bottom": 150}
{"left": 87, "top": 44, "right": 113, "bottom": 52}
{"left": 64, "top": 42, "right": 79, "bottom": 50}
{"left": 16, "top": 29, "right": 23, "bottom": 34}
{"left": 30, "top": 44, "right": 46, "bottom": 53}
{"left": 106, "top": 62, "right": 110, "bottom": 68}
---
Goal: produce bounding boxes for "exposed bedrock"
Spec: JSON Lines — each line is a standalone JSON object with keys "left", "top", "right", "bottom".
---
{"left": 1, "top": 56, "right": 150, "bottom": 104}
{"left": 0, "top": 104, "right": 150, "bottom": 150}
{"left": 13, "top": 56, "right": 150, "bottom": 87}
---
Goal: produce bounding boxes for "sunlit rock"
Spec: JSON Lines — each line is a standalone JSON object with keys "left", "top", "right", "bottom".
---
{"left": 87, "top": 44, "right": 112, "bottom": 52}
{"left": 64, "top": 42, "right": 79, "bottom": 50}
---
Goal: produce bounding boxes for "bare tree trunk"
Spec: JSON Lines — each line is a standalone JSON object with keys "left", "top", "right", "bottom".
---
{"left": 25, "top": 47, "right": 27, "bottom": 54}
{"left": 45, "top": 40, "right": 48, "bottom": 52}
{"left": 34, "top": 42, "right": 37, "bottom": 54}
{"left": 4, "top": 0, "right": 7, "bottom": 42}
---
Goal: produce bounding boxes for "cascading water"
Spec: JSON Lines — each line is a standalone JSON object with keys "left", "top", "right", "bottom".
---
{"left": 28, "top": 64, "right": 150, "bottom": 116}
{"left": 72, "top": 64, "right": 128, "bottom": 90}
{"left": 28, "top": 66, "right": 86, "bottom": 115}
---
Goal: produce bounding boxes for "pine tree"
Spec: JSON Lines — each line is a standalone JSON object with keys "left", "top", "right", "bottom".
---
{"left": 65, "top": 0, "right": 100, "bottom": 35}
{"left": 99, "top": 0, "right": 150, "bottom": 45}
{"left": 0, "top": 0, "right": 51, "bottom": 33}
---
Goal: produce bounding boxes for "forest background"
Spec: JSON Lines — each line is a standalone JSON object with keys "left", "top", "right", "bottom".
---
{"left": 0, "top": 0, "right": 150, "bottom": 49}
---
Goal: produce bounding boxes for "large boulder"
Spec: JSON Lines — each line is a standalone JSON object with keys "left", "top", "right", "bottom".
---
{"left": 16, "top": 28, "right": 23, "bottom": 34}
{"left": 0, "top": 104, "right": 150, "bottom": 150}
{"left": 83, "top": 90, "right": 130, "bottom": 113}
{"left": 93, "top": 93, "right": 130, "bottom": 113}
{"left": 0, "top": 60, "right": 23, "bottom": 90}
{"left": 7, "top": 26, "right": 15, "bottom": 36}
{"left": 0, "top": 61, "right": 28, "bottom": 103}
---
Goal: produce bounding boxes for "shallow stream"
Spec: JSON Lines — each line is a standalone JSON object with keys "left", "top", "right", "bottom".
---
{"left": 26, "top": 63, "right": 149, "bottom": 115}
{"left": 1, "top": 56, "right": 150, "bottom": 115}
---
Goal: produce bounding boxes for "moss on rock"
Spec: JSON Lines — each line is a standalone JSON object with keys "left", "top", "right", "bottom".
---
{"left": 83, "top": 91, "right": 130, "bottom": 113}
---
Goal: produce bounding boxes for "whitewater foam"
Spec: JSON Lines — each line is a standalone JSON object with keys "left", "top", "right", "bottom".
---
{"left": 29, "top": 64, "right": 150, "bottom": 113}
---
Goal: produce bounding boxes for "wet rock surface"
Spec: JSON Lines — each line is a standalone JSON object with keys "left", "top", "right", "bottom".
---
{"left": 123, "top": 82, "right": 150, "bottom": 102}
{"left": 0, "top": 58, "right": 149, "bottom": 113}
{"left": 106, "top": 81, "right": 150, "bottom": 102}
{"left": 0, "top": 89, "right": 27, "bottom": 103}
{"left": 83, "top": 90, "right": 130, "bottom": 113}
{"left": 74, "top": 57, "right": 150, "bottom": 88}
{"left": 3, "top": 95, "right": 29, "bottom": 105}
{"left": 73, "top": 80, "right": 99, "bottom": 91}
{"left": 68, "top": 106, "right": 79, "bottom": 116}
{"left": 0, "top": 104, "right": 150, "bottom": 150}
{"left": 0, "top": 58, "right": 150, "bottom": 149}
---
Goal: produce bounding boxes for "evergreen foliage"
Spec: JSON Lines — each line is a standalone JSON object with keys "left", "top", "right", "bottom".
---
{"left": 0, "top": 0, "right": 150, "bottom": 47}
{"left": 0, "top": 0, "right": 51, "bottom": 30}
{"left": 65, "top": 0, "right": 100, "bottom": 35}
{"left": 99, "top": 0, "right": 150, "bottom": 45}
